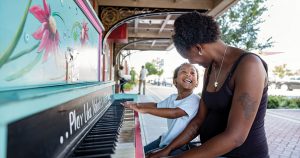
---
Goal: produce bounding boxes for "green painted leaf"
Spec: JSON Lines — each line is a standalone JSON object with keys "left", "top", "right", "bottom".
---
{"left": 6, "top": 42, "right": 40, "bottom": 63}
{"left": 0, "top": 0, "right": 32, "bottom": 69}
{"left": 71, "top": 21, "right": 81, "bottom": 41}
{"left": 5, "top": 52, "right": 42, "bottom": 81}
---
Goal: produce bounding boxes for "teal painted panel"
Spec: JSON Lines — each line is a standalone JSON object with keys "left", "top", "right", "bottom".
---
{"left": 0, "top": 0, "right": 100, "bottom": 90}
{"left": 0, "top": 82, "right": 115, "bottom": 125}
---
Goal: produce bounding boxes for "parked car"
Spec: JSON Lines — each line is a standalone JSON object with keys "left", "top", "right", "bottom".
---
{"left": 162, "top": 78, "right": 173, "bottom": 87}
{"left": 268, "top": 80, "right": 281, "bottom": 89}
{"left": 269, "top": 76, "right": 300, "bottom": 91}
{"left": 279, "top": 76, "right": 300, "bottom": 91}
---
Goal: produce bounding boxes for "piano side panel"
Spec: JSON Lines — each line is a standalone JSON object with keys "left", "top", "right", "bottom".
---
{"left": 7, "top": 86, "right": 113, "bottom": 158}
{"left": 0, "top": 0, "right": 108, "bottom": 157}
{"left": 0, "top": 0, "right": 103, "bottom": 90}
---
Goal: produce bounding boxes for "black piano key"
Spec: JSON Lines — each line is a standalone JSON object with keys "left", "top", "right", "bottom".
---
{"left": 77, "top": 143, "right": 116, "bottom": 150}
{"left": 86, "top": 133, "right": 117, "bottom": 138}
{"left": 83, "top": 136, "right": 118, "bottom": 143}
{"left": 79, "top": 140, "right": 116, "bottom": 146}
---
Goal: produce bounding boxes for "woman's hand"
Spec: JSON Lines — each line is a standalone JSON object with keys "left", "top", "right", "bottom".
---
{"left": 146, "top": 148, "right": 171, "bottom": 158}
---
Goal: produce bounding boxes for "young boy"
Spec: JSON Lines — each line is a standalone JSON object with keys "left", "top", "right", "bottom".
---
{"left": 121, "top": 63, "right": 200, "bottom": 154}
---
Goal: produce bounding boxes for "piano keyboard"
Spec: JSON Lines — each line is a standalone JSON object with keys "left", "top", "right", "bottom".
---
{"left": 68, "top": 99, "right": 137, "bottom": 158}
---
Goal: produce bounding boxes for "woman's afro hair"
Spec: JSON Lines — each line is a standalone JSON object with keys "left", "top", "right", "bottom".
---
{"left": 173, "top": 11, "right": 221, "bottom": 55}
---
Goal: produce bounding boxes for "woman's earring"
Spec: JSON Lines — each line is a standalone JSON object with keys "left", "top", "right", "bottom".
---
{"left": 198, "top": 51, "right": 203, "bottom": 56}
{"left": 198, "top": 47, "right": 203, "bottom": 56}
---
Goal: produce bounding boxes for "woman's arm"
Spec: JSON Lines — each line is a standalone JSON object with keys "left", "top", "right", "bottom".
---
{"left": 173, "top": 55, "right": 267, "bottom": 158}
{"left": 121, "top": 101, "right": 187, "bottom": 119}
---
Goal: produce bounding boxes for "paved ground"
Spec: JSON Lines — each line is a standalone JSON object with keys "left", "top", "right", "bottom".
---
{"left": 265, "top": 110, "right": 300, "bottom": 158}
{"left": 127, "top": 84, "right": 300, "bottom": 158}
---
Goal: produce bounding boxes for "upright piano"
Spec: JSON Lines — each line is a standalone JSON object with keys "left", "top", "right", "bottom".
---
{"left": 1, "top": 85, "right": 144, "bottom": 158}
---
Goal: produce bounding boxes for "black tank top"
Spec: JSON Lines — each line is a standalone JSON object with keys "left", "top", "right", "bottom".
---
{"left": 201, "top": 53, "right": 269, "bottom": 158}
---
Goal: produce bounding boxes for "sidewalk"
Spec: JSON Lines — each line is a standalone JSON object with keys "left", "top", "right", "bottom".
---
{"left": 265, "top": 109, "right": 300, "bottom": 158}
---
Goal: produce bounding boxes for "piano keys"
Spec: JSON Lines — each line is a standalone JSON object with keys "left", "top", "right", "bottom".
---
{"left": 68, "top": 99, "right": 137, "bottom": 158}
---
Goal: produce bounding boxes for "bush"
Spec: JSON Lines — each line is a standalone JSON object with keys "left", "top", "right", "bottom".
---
{"left": 268, "top": 95, "right": 280, "bottom": 109}
{"left": 294, "top": 98, "right": 300, "bottom": 108}
{"left": 124, "top": 82, "right": 135, "bottom": 90}
{"left": 268, "top": 95, "right": 300, "bottom": 109}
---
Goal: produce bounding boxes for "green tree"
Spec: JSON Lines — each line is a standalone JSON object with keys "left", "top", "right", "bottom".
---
{"left": 145, "top": 61, "right": 165, "bottom": 77}
{"left": 157, "top": 69, "right": 164, "bottom": 77}
{"left": 145, "top": 62, "right": 158, "bottom": 75}
{"left": 217, "top": 0, "right": 273, "bottom": 51}
{"left": 129, "top": 67, "right": 136, "bottom": 82}
{"left": 273, "top": 64, "right": 293, "bottom": 78}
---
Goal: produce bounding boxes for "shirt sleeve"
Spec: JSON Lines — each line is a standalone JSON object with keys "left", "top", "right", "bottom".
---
{"left": 177, "top": 94, "right": 200, "bottom": 117}
{"left": 157, "top": 94, "right": 175, "bottom": 108}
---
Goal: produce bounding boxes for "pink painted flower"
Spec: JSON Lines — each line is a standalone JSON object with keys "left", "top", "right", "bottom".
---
{"left": 29, "top": 0, "right": 59, "bottom": 61}
{"left": 80, "top": 21, "right": 89, "bottom": 45}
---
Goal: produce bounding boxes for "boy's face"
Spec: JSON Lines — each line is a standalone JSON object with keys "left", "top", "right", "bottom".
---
{"left": 174, "top": 64, "right": 198, "bottom": 90}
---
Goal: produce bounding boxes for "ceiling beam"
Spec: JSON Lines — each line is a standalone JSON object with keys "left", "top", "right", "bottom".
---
{"left": 208, "top": 0, "right": 239, "bottom": 17}
{"left": 98, "top": 0, "right": 213, "bottom": 10}
{"left": 166, "top": 43, "right": 174, "bottom": 51}
{"left": 128, "top": 32, "right": 172, "bottom": 38}
{"left": 159, "top": 14, "right": 172, "bottom": 34}
{"left": 124, "top": 45, "right": 168, "bottom": 50}
{"left": 151, "top": 40, "right": 156, "bottom": 47}
{"left": 128, "top": 27, "right": 173, "bottom": 32}
{"left": 129, "top": 15, "right": 179, "bottom": 21}
{"left": 128, "top": 23, "right": 174, "bottom": 30}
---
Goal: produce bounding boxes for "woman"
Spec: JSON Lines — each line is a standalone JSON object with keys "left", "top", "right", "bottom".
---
{"left": 148, "top": 11, "right": 269, "bottom": 158}
{"left": 122, "top": 63, "right": 200, "bottom": 154}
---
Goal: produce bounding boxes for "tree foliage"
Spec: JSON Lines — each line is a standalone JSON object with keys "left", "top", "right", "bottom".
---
{"left": 129, "top": 67, "right": 136, "bottom": 82}
{"left": 145, "top": 62, "right": 158, "bottom": 75}
{"left": 145, "top": 62, "right": 164, "bottom": 76}
{"left": 217, "top": 0, "right": 273, "bottom": 51}
{"left": 157, "top": 70, "right": 164, "bottom": 77}
{"left": 272, "top": 64, "right": 293, "bottom": 78}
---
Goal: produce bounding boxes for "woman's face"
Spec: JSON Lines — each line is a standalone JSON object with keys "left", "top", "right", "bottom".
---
{"left": 174, "top": 64, "right": 198, "bottom": 90}
{"left": 180, "top": 46, "right": 211, "bottom": 68}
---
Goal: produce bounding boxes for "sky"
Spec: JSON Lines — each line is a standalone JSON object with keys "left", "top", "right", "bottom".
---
{"left": 257, "top": 0, "right": 300, "bottom": 71}
{"left": 128, "top": 0, "right": 300, "bottom": 79}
